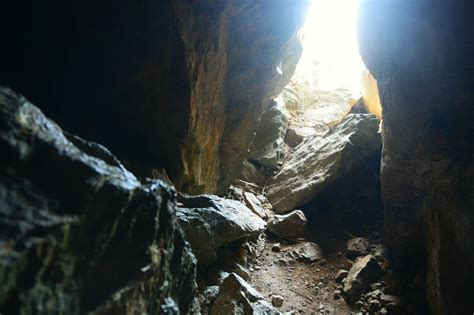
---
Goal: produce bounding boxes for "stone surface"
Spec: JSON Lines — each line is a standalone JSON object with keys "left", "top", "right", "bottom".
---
{"left": 211, "top": 273, "right": 281, "bottom": 315}
{"left": 285, "top": 126, "right": 328, "bottom": 148}
{"left": 267, "top": 114, "right": 381, "bottom": 213}
{"left": 248, "top": 99, "right": 289, "bottom": 170}
{"left": 343, "top": 255, "right": 383, "bottom": 300}
{"left": 292, "top": 242, "right": 323, "bottom": 263}
{"left": 0, "top": 88, "right": 198, "bottom": 314}
{"left": 243, "top": 191, "right": 268, "bottom": 219}
{"left": 176, "top": 194, "right": 266, "bottom": 265}
{"left": 1, "top": 1, "right": 309, "bottom": 195}
{"left": 359, "top": 2, "right": 473, "bottom": 313}
{"left": 267, "top": 210, "right": 308, "bottom": 238}
{"left": 346, "top": 237, "right": 370, "bottom": 258}
{"left": 335, "top": 270, "right": 349, "bottom": 283}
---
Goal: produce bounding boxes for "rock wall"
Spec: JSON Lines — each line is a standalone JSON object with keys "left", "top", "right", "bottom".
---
{"left": 0, "top": 0, "right": 308, "bottom": 195}
{"left": 0, "top": 88, "right": 198, "bottom": 314}
{"left": 358, "top": 1, "right": 474, "bottom": 313}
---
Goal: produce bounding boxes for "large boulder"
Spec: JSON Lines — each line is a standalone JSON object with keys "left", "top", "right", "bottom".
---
{"left": 176, "top": 195, "right": 266, "bottom": 265}
{"left": 0, "top": 88, "right": 198, "bottom": 314}
{"left": 267, "top": 114, "right": 381, "bottom": 213}
{"left": 247, "top": 99, "right": 289, "bottom": 170}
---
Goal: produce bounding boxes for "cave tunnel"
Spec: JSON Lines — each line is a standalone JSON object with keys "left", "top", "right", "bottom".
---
{"left": 0, "top": 0, "right": 473, "bottom": 314}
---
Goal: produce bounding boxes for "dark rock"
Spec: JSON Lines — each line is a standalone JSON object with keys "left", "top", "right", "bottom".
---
{"left": 343, "top": 255, "right": 383, "bottom": 300}
{"left": 359, "top": 2, "right": 473, "bottom": 313}
{"left": 240, "top": 159, "right": 270, "bottom": 185}
{"left": 346, "top": 237, "right": 370, "bottom": 258}
{"left": 176, "top": 194, "right": 266, "bottom": 265}
{"left": 267, "top": 114, "right": 381, "bottom": 213}
{"left": 267, "top": 210, "right": 308, "bottom": 238}
{"left": 248, "top": 99, "right": 289, "bottom": 170}
{"left": 271, "top": 295, "right": 284, "bottom": 307}
{"left": 0, "top": 88, "right": 198, "bottom": 314}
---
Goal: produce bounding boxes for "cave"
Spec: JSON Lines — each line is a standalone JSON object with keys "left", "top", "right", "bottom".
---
{"left": 0, "top": 1, "right": 472, "bottom": 314}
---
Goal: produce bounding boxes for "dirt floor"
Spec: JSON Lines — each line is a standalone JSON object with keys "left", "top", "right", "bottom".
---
{"left": 244, "top": 211, "right": 384, "bottom": 314}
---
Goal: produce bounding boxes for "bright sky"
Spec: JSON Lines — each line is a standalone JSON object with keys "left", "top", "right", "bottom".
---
{"left": 295, "top": 0, "right": 366, "bottom": 96}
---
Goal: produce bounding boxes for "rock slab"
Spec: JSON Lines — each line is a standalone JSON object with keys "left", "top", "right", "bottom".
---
{"left": 267, "top": 114, "right": 381, "bottom": 213}
{"left": 343, "top": 255, "right": 383, "bottom": 301}
{"left": 177, "top": 194, "right": 266, "bottom": 265}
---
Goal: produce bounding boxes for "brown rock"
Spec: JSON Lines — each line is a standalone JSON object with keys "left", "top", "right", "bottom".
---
{"left": 343, "top": 255, "right": 383, "bottom": 300}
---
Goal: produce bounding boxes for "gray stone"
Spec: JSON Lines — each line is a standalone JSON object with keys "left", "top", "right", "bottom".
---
{"left": 211, "top": 273, "right": 281, "bottom": 315}
{"left": 346, "top": 237, "right": 370, "bottom": 258}
{"left": 243, "top": 191, "right": 268, "bottom": 219}
{"left": 343, "top": 255, "right": 383, "bottom": 300}
{"left": 285, "top": 126, "right": 328, "bottom": 148}
{"left": 240, "top": 159, "right": 269, "bottom": 185}
{"left": 177, "top": 194, "right": 266, "bottom": 265}
{"left": 267, "top": 210, "right": 308, "bottom": 238}
{"left": 292, "top": 242, "right": 323, "bottom": 263}
{"left": 267, "top": 114, "right": 381, "bottom": 213}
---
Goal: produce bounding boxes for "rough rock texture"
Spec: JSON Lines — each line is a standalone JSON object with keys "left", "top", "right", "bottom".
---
{"left": 247, "top": 99, "right": 289, "bottom": 170}
{"left": 267, "top": 114, "right": 381, "bottom": 213}
{"left": 176, "top": 194, "right": 266, "bottom": 265}
{"left": 211, "top": 273, "right": 280, "bottom": 315}
{"left": 285, "top": 126, "right": 328, "bottom": 148}
{"left": 1, "top": 0, "right": 309, "bottom": 195}
{"left": 267, "top": 210, "right": 308, "bottom": 238}
{"left": 239, "top": 160, "right": 269, "bottom": 186}
{"left": 0, "top": 88, "right": 198, "bottom": 314}
{"left": 343, "top": 255, "right": 383, "bottom": 301}
{"left": 292, "top": 242, "right": 323, "bottom": 263}
{"left": 359, "top": 2, "right": 473, "bottom": 313}
{"left": 346, "top": 237, "right": 370, "bottom": 258}
{"left": 243, "top": 192, "right": 268, "bottom": 219}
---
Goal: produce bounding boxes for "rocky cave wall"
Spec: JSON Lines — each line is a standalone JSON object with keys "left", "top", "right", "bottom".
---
{"left": 358, "top": 1, "right": 473, "bottom": 314}
{"left": 0, "top": 0, "right": 308, "bottom": 195}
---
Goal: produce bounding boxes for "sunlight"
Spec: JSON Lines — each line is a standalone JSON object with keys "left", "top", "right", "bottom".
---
{"left": 295, "top": 0, "right": 366, "bottom": 97}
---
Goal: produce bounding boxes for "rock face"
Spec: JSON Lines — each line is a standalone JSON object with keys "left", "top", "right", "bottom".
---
{"left": 0, "top": 88, "right": 198, "bottom": 314}
{"left": 359, "top": 1, "right": 473, "bottom": 313}
{"left": 346, "top": 237, "right": 370, "bottom": 258}
{"left": 211, "top": 273, "right": 280, "bottom": 315}
{"left": 247, "top": 99, "right": 289, "bottom": 170}
{"left": 267, "top": 114, "right": 381, "bottom": 213}
{"left": 0, "top": 1, "right": 309, "bottom": 195}
{"left": 176, "top": 194, "right": 266, "bottom": 265}
{"left": 267, "top": 210, "right": 308, "bottom": 238}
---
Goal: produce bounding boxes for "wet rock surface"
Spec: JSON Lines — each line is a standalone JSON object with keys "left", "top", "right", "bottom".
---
{"left": 176, "top": 194, "right": 266, "bottom": 265}
{"left": 0, "top": 88, "right": 198, "bottom": 314}
{"left": 267, "top": 113, "right": 381, "bottom": 213}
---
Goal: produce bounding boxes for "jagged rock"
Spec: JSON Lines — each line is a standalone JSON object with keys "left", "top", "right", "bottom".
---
{"left": 211, "top": 273, "right": 281, "bottom": 315}
{"left": 267, "top": 114, "right": 381, "bottom": 213}
{"left": 243, "top": 191, "right": 268, "bottom": 219}
{"left": 292, "top": 242, "right": 323, "bottom": 263}
{"left": 176, "top": 194, "right": 266, "bottom": 265}
{"left": 267, "top": 210, "right": 308, "bottom": 238}
{"left": 285, "top": 125, "right": 329, "bottom": 147}
{"left": 0, "top": 88, "right": 198, "bottom": 314}
{"left": 343, "top": 255, "right": 383, "bottom": 301}
{"left": 346, "top": 237, "right": 370, "bottom": 258}
{"left": 248, "top": 99, "right": 289, "bottom": 170}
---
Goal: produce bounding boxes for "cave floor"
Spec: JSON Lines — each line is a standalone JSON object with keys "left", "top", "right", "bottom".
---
{"left": 244, "top": 212, "right": 383, "bottom": 314}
